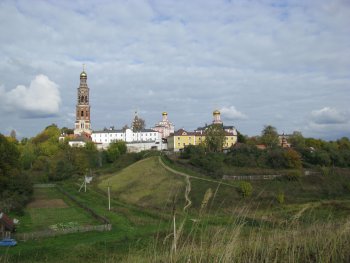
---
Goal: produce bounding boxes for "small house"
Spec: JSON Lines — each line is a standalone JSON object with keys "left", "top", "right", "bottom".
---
{"left": 0, "top": 212, "right": 15, "bottom": 238}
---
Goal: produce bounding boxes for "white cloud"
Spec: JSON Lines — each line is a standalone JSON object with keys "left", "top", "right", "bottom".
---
{"left": 0, "top": 1, "right": 349, "bottom": 139}
{"left": 311, "top": 107, "right": 347, "bottom": 124}
{"left": 0, "top": 75, "right": 61, "bottom": 118}
{"left": 220, "top": 106, "right": 247, "bottom": 121}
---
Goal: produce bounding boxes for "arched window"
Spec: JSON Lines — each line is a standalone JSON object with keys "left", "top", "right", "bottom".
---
{"left": 81, "top": 111, "right": 84, "bottom": 117}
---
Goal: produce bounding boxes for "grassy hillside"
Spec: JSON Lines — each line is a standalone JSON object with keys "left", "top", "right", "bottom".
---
{"left": 98, "top": 157, "right": 185, "bottom": 208}
{"left": 2, "top": 156, "right": 350, "bottom": 262}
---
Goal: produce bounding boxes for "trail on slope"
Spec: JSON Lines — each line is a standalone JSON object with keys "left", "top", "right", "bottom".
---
{"left": 183, "top": 175, "right": 192, "bottom": 212}
{"left": 158, "top": 156, "right": 236, "bottom": 188}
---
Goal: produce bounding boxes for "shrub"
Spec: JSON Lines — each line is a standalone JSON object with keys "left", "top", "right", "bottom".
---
{"left": 284, "top": 170, "right": 302, "bottom": 181}
{"left": 239, "top": 181, "right": 253, "bottom": 198}
{"left": 276, "top": 191, "right": 285, "bottom": 204}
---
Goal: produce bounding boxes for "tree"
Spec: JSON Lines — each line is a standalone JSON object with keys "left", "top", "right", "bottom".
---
{"left": 132, "top": 113, "right": 146, "bottom": 132}
{"left": 205, "top": 124, "right": 226, "bottom": 152}
{"left": 260, "top": 125, "right": 279, "bottom": 148}
{"left": 289, "top": 131, "right": 305, "bottom": 150}
{"left": 283, "top": 149, "right": 302, "bottom": 169}
{"left": 0, "top": 133, "right": 33, "bottom": 213}
{"left": 106, "top": 141, "right": 127, "bottom": 162}
{"left": 10, "top": 129, "right": 17, "bottom": 140}
{"left": 237, "top": 130, "right": 247, "bottom": 143}
{"left": 61, "top": 127, "right": 74, "bottom": 135}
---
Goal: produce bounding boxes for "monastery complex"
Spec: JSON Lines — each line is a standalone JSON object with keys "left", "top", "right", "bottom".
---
{"left": 66, "top": 69, "right": 238, "bottom": 151}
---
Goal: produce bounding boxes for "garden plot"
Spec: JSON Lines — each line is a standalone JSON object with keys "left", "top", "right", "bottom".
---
{"left": 16, "top": 187, "right": 99, "bottom": 233}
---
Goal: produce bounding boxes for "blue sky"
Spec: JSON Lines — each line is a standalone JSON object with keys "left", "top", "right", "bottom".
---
{"left": 0, "top": 0, "right": 349, "bottom": 139}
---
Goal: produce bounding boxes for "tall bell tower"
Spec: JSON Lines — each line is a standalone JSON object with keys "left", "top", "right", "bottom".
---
{"left": 74, "top": 65, "right": 92, "bottom": 135}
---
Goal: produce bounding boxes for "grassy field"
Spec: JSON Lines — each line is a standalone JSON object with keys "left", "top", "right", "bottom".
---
{"left": 98, "top": 157, "right": 185, "bottom": 208}
{"left": 13, "top": 187, "right": 100, "bottom": 233}
{"left": 2, "top": 156, "right": 350, "bottom": 262}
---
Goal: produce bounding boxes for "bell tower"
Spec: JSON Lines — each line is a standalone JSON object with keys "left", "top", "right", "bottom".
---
{"left": 74, "top": 65, "right": 92, "bottom": 135}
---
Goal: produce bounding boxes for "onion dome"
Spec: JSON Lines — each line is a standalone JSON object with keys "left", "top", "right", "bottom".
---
{"left": 213, "top": 110, "right": 220, "bottom": 115}
{"left": 80, "top": 71, "right": 87, "bottom": 78}
{"left": 162, "top": 112, "right": 168, "bottom": 116}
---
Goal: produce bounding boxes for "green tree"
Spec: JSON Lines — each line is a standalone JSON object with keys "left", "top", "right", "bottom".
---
{"left": 107, "top": 141, "right": 127, "bottom": 162}
{"left": 237, "top": 130, "right": 247, "bottom": 143}
{"left": 260, "top": 125, "right": 279, "bottom": 148}
{"left": 288, "top": 131, "right": 305, "bottom": 150}
{"left": 0, "top": 134, "right": 33, "bottom": 213}
{"left": 205, "top": 124, "right": 226, "bottom": 152}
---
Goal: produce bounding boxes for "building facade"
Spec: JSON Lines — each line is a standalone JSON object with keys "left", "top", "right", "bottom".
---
{"left": 167, "top": 129, "right": 196, "bottom": 151}
{"left": 91, "top": 127, "right": 161, "bottom": 149}
{"left": 152, "top": 112, "right": 175, "bottom": 139}
{"left": 74, "top": 68, "right": 92, "bottom": 135}
{"left": 167, "top": 110, "right": 238, "bottom": 151}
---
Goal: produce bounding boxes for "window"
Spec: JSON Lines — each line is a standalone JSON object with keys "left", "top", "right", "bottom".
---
{"left": 81, "top": 111, "right": 84, "bottom": 117}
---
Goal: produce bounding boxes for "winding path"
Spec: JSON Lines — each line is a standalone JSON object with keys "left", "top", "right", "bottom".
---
{"left": 158, "top": 156, "right": 236, "bottom": 188}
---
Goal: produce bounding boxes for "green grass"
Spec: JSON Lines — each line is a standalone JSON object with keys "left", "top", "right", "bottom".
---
{"left": 14, "top": 187, "right": 99, "bottom": 233}
{"left": 98, "top": 157, "right": 185, "bottom": 208}
{"left": 2, "top": 157, "right": 350, "bottom": 262}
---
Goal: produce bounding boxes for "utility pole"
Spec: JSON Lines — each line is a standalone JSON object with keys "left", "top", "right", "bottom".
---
{"left": 108, "top": 183, "right": 111, "bottom": 211}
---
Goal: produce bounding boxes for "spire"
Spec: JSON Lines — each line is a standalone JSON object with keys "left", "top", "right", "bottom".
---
{"left": 80, "top": 64, "right": 87, "bottom": 79}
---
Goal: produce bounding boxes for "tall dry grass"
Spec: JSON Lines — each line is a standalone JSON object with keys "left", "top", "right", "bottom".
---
{"left": 123, "top": 189, "right": 350, "bottom": 263}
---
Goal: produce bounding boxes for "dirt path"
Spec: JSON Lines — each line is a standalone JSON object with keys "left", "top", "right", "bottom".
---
{"left": 158, "top": 156, "right": 236, "bottom": 188}
{"left": 183, "top": 175, "right": 192, "bottom": 212}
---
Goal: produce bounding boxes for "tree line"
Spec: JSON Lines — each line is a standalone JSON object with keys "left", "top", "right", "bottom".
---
{"left": 179, "top": 125, "right": 350, "bottom": 178}
{"left": 0, "top": 124, "right": 130, "bottom": 214}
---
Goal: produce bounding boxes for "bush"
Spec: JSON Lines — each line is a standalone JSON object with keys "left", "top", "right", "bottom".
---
{"left": 284, "top": 170, "right": 302, "bottom": 181}
{"left": 238, "top": 181, "right": 253, "bottom": 198}
{"left": 276, "top": 191, "right": 285, "bottom": 204}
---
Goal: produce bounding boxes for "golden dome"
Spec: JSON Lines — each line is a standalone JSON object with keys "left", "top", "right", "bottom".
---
{"left": 80, "top": 71, "right": 87, "bottom": 78}
{"left": 213, "top": 110, "right": 220, "bottom": 115}
{"left": 162, "top": 112, "right": 168, "bottom": 116}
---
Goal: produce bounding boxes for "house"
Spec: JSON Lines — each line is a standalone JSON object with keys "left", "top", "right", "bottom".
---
{"left": 167, "top": 129, "right": 196, "bottom": 151}
{"left": 167, "top": 110, "right": 238, "bottom": 152}
{"left": 68, "top": 134, "right": 91, "bottom": 147}
{"left": 0, "top": 212, "right": 15, "bottom": 238}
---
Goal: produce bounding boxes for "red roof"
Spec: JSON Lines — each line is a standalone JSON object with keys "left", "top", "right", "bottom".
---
{"left": 173, "top": 129, "right": 196, "bottom": 136}
{"left": 0, "top": 212, "right": 14, "bottom": 231}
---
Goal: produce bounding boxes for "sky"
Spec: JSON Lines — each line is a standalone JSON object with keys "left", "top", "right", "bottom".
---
{"left": 0, "top": 0, "right": 349, "bottom": 140}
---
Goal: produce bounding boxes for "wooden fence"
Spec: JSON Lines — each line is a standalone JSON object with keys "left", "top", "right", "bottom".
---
{"left": 14, "top": 184, "right": 112, "bottom": 241}
{"left": 223, "top": 174, "right": 283, "bottom": 180}
{"left": 56, "top": 185, "right": 110, "bottom": 224}
{"left": 15, "top": 224, "right": 112, "bottom": 241}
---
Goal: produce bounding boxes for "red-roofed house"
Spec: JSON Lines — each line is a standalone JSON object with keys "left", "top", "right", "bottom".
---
{"left": 0, "top": 212, "right": 15, "bottom": 238}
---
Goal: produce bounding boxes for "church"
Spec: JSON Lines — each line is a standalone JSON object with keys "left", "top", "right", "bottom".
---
{"left": 69, "top": 68, "right": 237, "bottom": 152}
{"left": 70, "top": 68, "right": 167, "bottom": 151}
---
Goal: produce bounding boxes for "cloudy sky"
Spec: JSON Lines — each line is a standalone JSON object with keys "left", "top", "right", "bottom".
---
{"left": 0, "top": 0, "right": 349, "bottom": 140}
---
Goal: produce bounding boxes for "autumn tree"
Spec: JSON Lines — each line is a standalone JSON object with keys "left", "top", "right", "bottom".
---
{"left": 205, "top": 124, "right": 226, "bottom": 152}
{"left": 132, "top": 115, "right": 146, "bottom": 132}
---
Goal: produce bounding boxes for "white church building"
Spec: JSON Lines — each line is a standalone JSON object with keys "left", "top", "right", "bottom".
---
{"left": 91, "top": 127, "right": 163, "bottom": 151}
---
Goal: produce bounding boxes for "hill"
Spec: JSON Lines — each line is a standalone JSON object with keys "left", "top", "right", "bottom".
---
{"left": 98, "top": 157, "right": 185, "bottom": 208}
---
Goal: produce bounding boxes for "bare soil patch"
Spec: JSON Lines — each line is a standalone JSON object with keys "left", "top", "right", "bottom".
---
{"left": 27, "top": 199, "right": 68, "bottom": 208}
